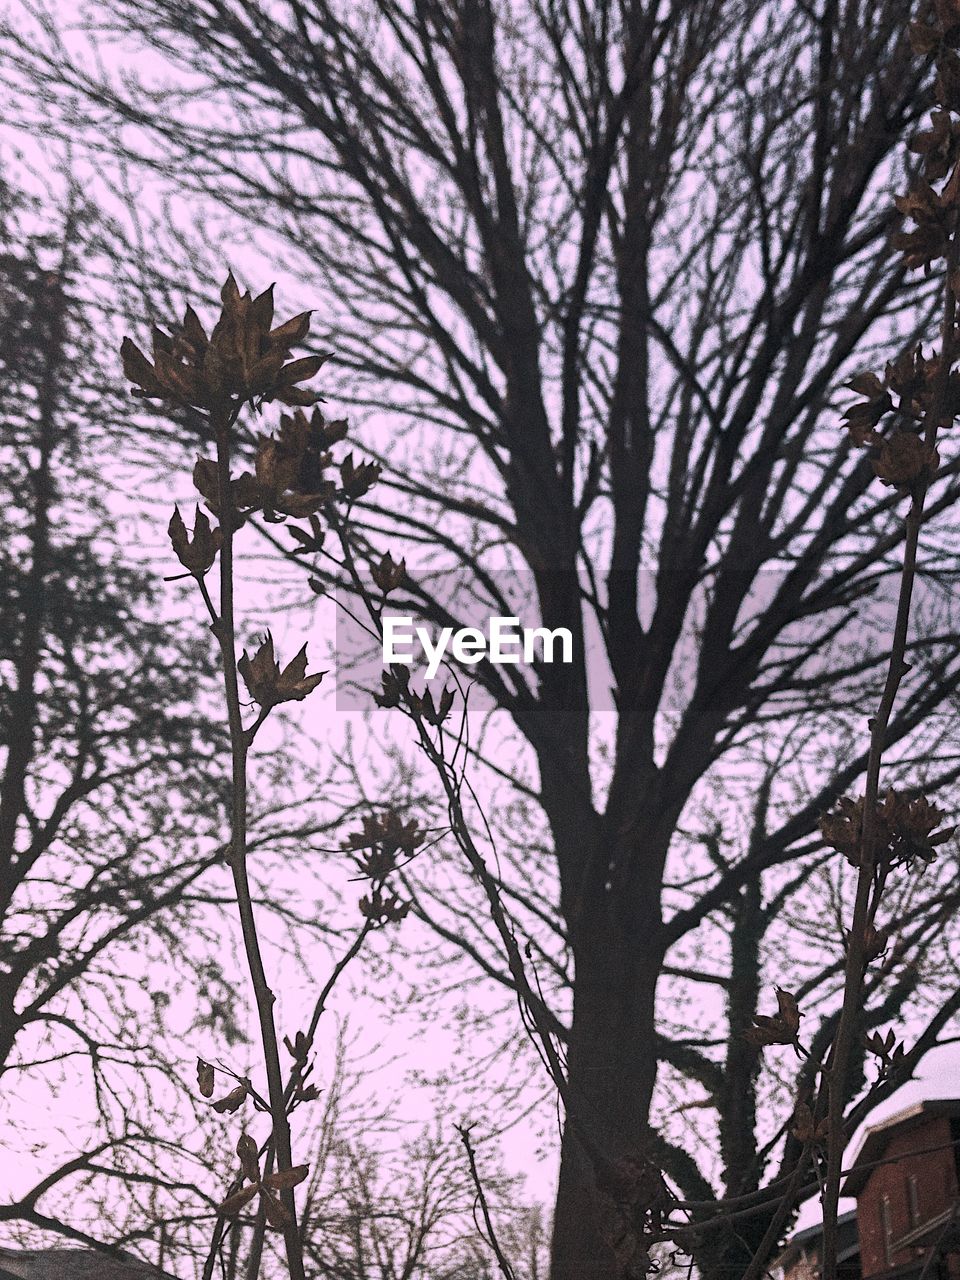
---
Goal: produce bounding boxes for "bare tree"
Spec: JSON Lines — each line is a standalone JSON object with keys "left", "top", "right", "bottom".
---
{"left": 8, "top": 0, "right": 960, "bottom": 1275}
{"left": 294, "top": 1036, "right": 545, "bottom": 1280}
{"left": 0, "top": 176, "right": 239, "bottom": 1256}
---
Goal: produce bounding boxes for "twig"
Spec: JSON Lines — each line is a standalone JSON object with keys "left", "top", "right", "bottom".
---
{"left": 456, "top": 1123, "right": 519, "bottom": 1280}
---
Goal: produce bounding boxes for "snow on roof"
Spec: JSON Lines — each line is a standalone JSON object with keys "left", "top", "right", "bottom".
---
{"left": 840, "top": 1097, "right": 960, "bottom": 1198}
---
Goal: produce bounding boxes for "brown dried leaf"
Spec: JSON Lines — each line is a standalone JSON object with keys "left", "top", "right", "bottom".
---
{"left": 236, "top": 1132, "right": 261, "bottom": 1182}
{"left": 121, "top": 337, "right": 164, "bottom": 399}
{"left": 220, "top": 271, "right": 242, "bottom": 315}
{"left": 260, "top": 1190, "right": 291, "bottom": 1229}
{"left": 775, "top": 987, "right": 801, "bottom": 1037}
{"left": 268, "top": 311, "right": 312, "bottom": 348}
{"left": 218, "top": 1183, "right": 259, "bottom": 1218}
{"left": 848, "top": 372, "right": 885, "bottom": 398}
{"left": 238, "top": 633, "right": 279, "bottom": 706}
{"left": 262, "top": 1164, "right": 310, "bottom": 1191}
{"left": 276, "top": 353, "right": 327, "bottom": 388}
{"left": 276, "top": 644, "right": 326, "bottom": 703}
{"left": 250, "top": 283, "right": 275, "bottom": 331}
{"left": 211, "top": 1083, "right": 247, "bottom": 1114}
{"left": 182, "top": 304, "right": 207, "bottom": 349}
{"left": 272, "top": 384, "right": 320, "bottom": 407}
{"left": 197, "top": 1058, "right": 215, "bottom": 1098}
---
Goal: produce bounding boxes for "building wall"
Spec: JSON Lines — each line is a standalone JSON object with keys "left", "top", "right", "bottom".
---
{"left": 856, "top": 1115, "right": 959, "bottom": 1279}
{"left": 782, "top": 1251, "right": 820, "bottom": 1280}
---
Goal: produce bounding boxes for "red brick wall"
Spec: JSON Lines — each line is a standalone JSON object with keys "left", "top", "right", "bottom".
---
{"left": 856, "top": 1115, "right": 959, "bottom": 1279}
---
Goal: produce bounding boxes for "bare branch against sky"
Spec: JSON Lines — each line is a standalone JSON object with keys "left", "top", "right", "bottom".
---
{"left": 4, "top": 1, "right": 960, "bottom": 1278}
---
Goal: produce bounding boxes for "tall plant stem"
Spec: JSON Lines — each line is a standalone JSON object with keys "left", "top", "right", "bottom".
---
{"left": 820, "top": 235, "right": 960, "bottom": 1280}
{"left": 214, "top": 421, "right": 305, "bottom": 1280}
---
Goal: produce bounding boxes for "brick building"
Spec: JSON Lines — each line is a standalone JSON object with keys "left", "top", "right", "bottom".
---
{"left": 778, "top": 1210, "right": 862, "bottom": 1280}
{"left": 843, "top": 1099, "right": 960, "bottom": 1280}
{"left": 779, "top": 1099, "right": 960, "bottom": 1280}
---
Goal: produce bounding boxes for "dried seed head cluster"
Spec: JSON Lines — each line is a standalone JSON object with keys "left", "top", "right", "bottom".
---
{"left": 168, "top": 506, "right": 222, "bottom": 578}
{"left": 375, "top": 670, "right": 455, "bottom": 726}
{"left": 121, "top": 273, "right": 323, "bottom": 411}
{"left": 122, "top": 277, "right": 387, "bottom": 733}
{"left": 744, "top": 986, "right": 803, "bottom": 1053}
{"left": 357, "top": 887, "right": 411, "bottom": 925}
{"left": 374, "top": 667, "right": 410, "bottom": 709}
{"left": 283, "top": 1031, "right": 321, "bottom": 1105}
{"left": 343, "top": 809, "right": 425, "bottom": 877}
{"left": 189, "top": 407, "right": 376, "bottom": 531}
{"left": 254, "top": 409, "right": 340, "bottom": 520}
{"left": 843, "top": 354, "right": 946, "bottom": 490}
{"left": 819, "top": 790, "right": 954, "bottom": 871}
{"left": 371, "top": 550, "right": 406, "bottom": 595}
{"left": 843, "top": 0, "right": 960, "bottom": 490}
{"left": 864, "top": 1027, "right": 907, "bottom": 1078}
{"left": 342, "top": 809, "right": 425, "bottom": 923}
{"left": 791, "top": 1101, "right": 829, "bottom": 1146}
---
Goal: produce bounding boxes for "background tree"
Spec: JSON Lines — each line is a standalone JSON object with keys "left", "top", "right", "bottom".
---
{"left": 284, "top": 1035, "right": 547, "bottom": 1280}
{"left": 7, "top": 0, "right": 960, "bottom": 1276}
{"left": 0, "top": 172, "right": 239, "bottom": 1257}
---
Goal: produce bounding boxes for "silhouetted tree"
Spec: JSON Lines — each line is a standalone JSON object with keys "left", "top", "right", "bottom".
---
{"left": 7, "top": 1, "right": 960, "bottom": 1275}
{"left": 0, "top": 179, "right": 237, "bottom": 1254}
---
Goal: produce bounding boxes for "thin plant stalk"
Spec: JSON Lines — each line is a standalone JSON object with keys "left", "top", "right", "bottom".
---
{"left": 819, "top": 225, "right": 960, "bottom": 1280}
{"left": 211, "top": 412, "right": 305, "bottom": 1280}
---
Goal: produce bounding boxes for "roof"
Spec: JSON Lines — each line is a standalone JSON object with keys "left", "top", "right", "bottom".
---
{"left": 0, "top": 1249, "right": 174, "bottom": 1280}
{"left": 841, "top": 1098, "right": 960, "bottom": 1198}
{"left": 778, "top": 1209, "right": 859, "bottom": 1268}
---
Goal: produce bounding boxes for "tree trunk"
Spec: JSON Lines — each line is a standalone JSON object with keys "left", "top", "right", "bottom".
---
{"left": 0, "top": 270, "right": 65, "bottom": 909}
{"left": 550, "top": 931, "right": 660, "bottom": 1280}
